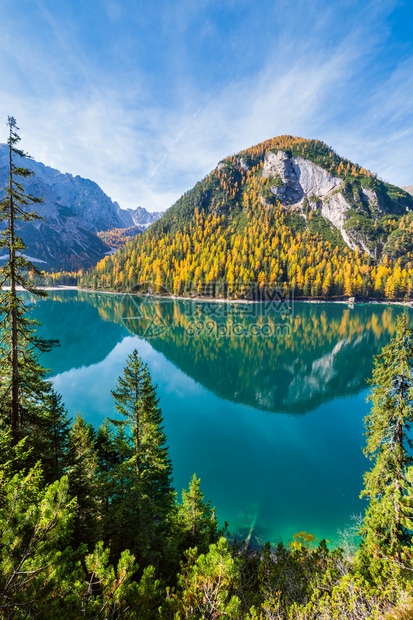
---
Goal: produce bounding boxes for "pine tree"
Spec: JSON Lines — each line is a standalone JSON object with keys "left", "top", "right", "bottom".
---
{"left": 167, "top": 537, "right": 241, "bottom": 619}
{"left": 359, "top": 313, "right": 413, "bottom": 562}
{"left": 0, "top": 116, "right": 57, "bottom": 445}
{"left": 0, "top": 432, "right": 81, "bottom": 617}
{"left": 140, "top": 370, "right": 174, "bottom": 523}
{"left": 95, "top": 421, "right": 121, "bottom": 527}
{"left": 0, "top": 431, "right": 147, "bottom": 618}
{"left": 139, "top": 369, "right": 175, "bottom": 569}
{"left": 111, "top": 350, "right": 146, "bottom": 477}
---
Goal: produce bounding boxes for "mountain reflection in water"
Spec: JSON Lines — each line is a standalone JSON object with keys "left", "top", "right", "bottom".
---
{"left": 27, "top": 290, "right": 412, "bottom": 545}
{"left": 34, "top": 291, "right": 409, "bottom": 415}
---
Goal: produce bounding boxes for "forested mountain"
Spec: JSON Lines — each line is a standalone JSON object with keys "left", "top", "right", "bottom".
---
{"left": 0, "top": 145, "right": 160, "bottom": 269}
{"left": 82, "top": 135, "right": 413, "bottom": 299}
{"left": 97, "top": 225, "right": 144, "bottom": 248}
{"left": 4, "top": 122, "right": 413, "bottom": 619}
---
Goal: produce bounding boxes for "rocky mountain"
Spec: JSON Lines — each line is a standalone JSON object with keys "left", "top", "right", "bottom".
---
{"left": 125, "top": 206, "right": 164, "bottom": 229}
{"left": 0, "top": 144, "right": 158, "bottom": 269}
{"left": 403, "top": 185, "right": 413, "bottom": 196}
{"left": 82, "top": 135, "right": 413, "bottom": 299}
{"left": 260, "top": 148, "right": 411, "bottom": 258}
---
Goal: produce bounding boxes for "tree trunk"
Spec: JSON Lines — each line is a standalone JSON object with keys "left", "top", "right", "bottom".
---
{"left": 9, "top": 138, "right": 19, "bottom": 446}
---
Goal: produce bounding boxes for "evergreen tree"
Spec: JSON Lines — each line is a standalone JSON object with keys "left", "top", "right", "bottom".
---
{"left": 166, "top": 537, "right": 241, "bottom": 619}
{"left": 110, "top": 350, "right": 175, "bottom": 569}
{"left": 0, "top": 116, "right": 57, "bottom": 445}
{"left": 0, "top": 432, "right": 150, "bottom": 619}
{"left": 66, "top": 414, "right": 99, "bottom": 550}
{"left": 31, "top": 388, "right": 71, "bottom": 484}
{"left": 95, "top": 420, "right": 121, "bottom": 533}
{"left": 81, "top": 542, "right": 161, "bottom": 619}
{"left": 359, "top": 313, "right": 413, "bottom": 562}
{"left": 111, "top": 350, "right": 146, "bottom": 477}
{"left": 139, "top": 370, "right": 175, "bottom": 523}
{"left": 0, "top": 432, "right": 81, "bottom": 617}
{"left": 177, "top": 473, "right": 218, "bottom": 556}
{"left": 139, "top": 369, "right": 175, "bottom": 569}
{"left": 95, "top": 420, "right": 135, "bottom": 553}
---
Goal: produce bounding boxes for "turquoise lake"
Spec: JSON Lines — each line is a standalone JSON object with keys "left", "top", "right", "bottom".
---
{"left": 29, "top": 290, "right": 413, "bottom": 547}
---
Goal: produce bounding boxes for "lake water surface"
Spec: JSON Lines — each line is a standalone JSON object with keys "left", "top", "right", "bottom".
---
{"left": 30, "top": 290, "right": 413, "bottom": 546}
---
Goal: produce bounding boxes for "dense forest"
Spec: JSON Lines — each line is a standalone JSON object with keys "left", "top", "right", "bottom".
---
{"left": 97, "top": 226, "right": 143, "bottom": 249}
{"left": 80, "top": 136, "right": 413, "bottom": 300}
{"left": 3, "top": 121, "right": 413, "bottom": 618}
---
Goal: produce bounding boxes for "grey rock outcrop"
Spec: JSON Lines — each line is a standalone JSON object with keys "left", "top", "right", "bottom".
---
{"left": 262, "top": 150, "right": 386, "bottom": 254}
{"left": 0, "top": 144, "right": 135, "bottom": 267}
{"left": 263, "top": 151, "right": 343, "bottom": 201}
{"left": 125, "top": 206, "right": 164, "bottom": 229}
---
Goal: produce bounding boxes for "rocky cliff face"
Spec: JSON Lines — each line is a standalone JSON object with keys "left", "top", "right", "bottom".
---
{"left": 125, "top": 206, "right": 164, "bottom": 229}
{"left": 0, "top": 145, "right": 134, "bottom": 232}
{"left": 0, "top": 144, "right": 138, "bottom": 268}
{"left": 263, "top": 151, "right": 343, "bottom": 200}
{"left": 262, "top": 150, "right": 408, "bottom": 255}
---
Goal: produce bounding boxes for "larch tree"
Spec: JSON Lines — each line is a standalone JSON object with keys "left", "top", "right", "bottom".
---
{"left": 359, "top": 313, "right": 413, "bottom": 563}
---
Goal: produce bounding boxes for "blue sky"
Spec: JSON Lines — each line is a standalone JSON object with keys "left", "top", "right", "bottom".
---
{"left": 0, "top": 0, "right": 412, "bottom": 212}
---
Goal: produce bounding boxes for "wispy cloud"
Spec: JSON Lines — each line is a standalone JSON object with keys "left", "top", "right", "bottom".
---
{"left": 0, "top": 0, "right": 411, "bottom": 211}
{"left": 328, "top": 55, "right": 413, "bottom": 185}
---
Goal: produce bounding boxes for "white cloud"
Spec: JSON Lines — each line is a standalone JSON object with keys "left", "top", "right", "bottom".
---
{"left": 327, "top": 56, "right": 413, "bottom": 186}
{"left": 0, "top": 0, "right": 410, "bottom": 214}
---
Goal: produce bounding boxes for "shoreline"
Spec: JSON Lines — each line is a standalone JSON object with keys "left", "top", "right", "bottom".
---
{"left": 3, "top": 285, "right": 413, "bottom": 307}
{"left": 76, "top": 287, "right": 413, "bottom": 308}
{"left": 2, "top": 285, "right": 78, "bottom": 291}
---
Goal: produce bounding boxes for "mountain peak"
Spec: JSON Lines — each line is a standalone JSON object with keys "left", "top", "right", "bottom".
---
{"left": 0, "top": 145, "right": 155, "bottom": 268}
{"left": 82, "top": 134, "right": 413, "bottom": 299}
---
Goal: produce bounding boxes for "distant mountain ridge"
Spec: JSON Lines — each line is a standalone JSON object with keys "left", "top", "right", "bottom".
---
{"left": 83, "top": 135, "right": 413, "bottom": 300}
{"left": 0, "top": 144, "right": 161, "bottom": 269}
{"left": 125, "top": 206, "right": 164, "bottom": 229}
